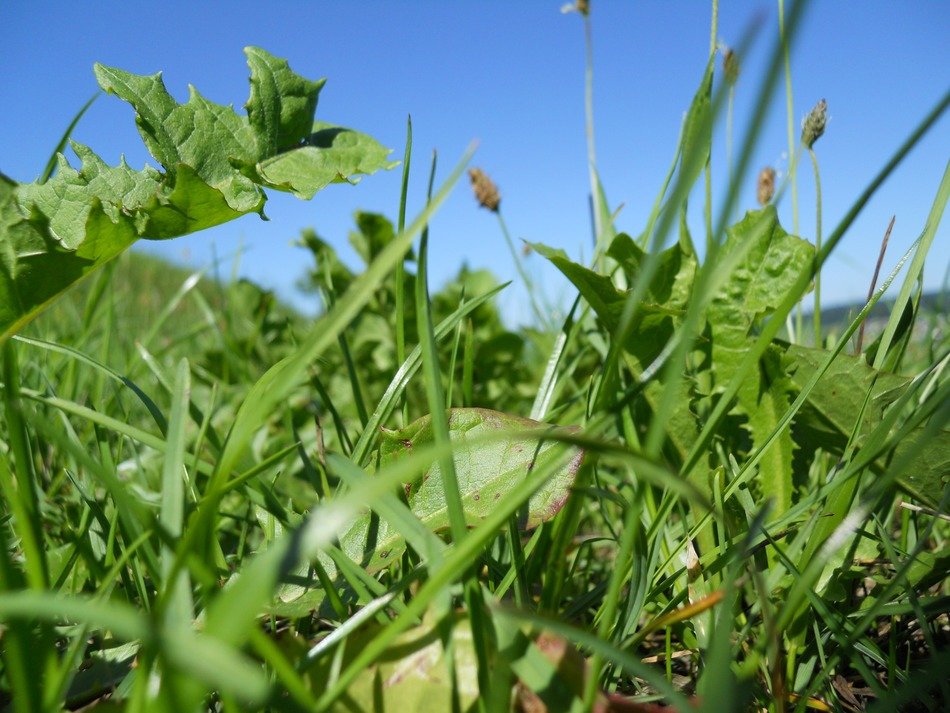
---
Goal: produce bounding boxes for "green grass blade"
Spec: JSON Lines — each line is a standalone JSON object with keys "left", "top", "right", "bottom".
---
{"left": 350, "top": 283, "right": 507, "bottom": 465}
{"left": 414, "top": 151, "right": 467, "bottom": 547}
{"left": 0, "top": 590, "right": 149, "bottom": 641}
{"left": 14, "top": 334, "right": 169, "bottom": 435}
{"left": 21, "top": 389, "right": 213, "bottom": 476}
{"left": 414, "top": 151, "right": 494, "bottom": 701}
{"left": 1, "top": 342, "right": 48, "bottom": 590}
{"left": 530, "top": 297, "right": 580, "bottom": 421}
{"left": 313, "top": 433, "right": 583, "bottom": 708}
{"left": 157, "top": 359, "right": 194, "bottom": 625}
{"left": 210, "top": 142, "right": 475, "bottom": 490}
{"left": 680, "top": 86, "right": 950, "bottom": 478}
{"left": 395, "top": 116, "right": 413, "bottom": 426}
{"left": 872, "top": 159, "right": 949, "bottom": 370}
{"left": 39, "top": 92, "right": 99, "bottom": 184}
{"left": 0, "top": 522, "right": 44, "bottom": 713}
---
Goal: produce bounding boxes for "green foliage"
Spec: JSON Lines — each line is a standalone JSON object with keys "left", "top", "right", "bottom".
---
{"left": 379, "top": 409, "right": 583, "bottom": 530}
{"left": 1, "top": 30, "right": 948, "bottom": 713}
{"left": 536, "top": 206, "right": 948, "bottom": 516}
{"left": 0, "top": 47, "right": 394, "bottom": 340}
{"left": 274, "top": 408, "right": 583, "bottom": 617}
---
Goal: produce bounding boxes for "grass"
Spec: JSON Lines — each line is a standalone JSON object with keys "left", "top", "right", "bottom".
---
{"left": 1, "top": 2, "right": 948, "bottom": 712}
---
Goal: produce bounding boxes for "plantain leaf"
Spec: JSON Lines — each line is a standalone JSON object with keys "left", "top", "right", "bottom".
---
{"left": 311, "top": 612, "right": 481, "bottom": 713}
{"left": 273, "top": 408, "right": 584, "bottom": 616}
{"left": 308, "top": 610, "right": 616, "bottom": 713}
{"left": 378, "top": 408, "right": 582, "bottom": 532}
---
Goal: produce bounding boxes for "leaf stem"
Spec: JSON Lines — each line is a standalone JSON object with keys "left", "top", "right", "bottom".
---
{"left": 779, "top": 0, "right": 799, "bottom": 237}
{"left": 704, "top": 0, "right": 718, "bottom": 252}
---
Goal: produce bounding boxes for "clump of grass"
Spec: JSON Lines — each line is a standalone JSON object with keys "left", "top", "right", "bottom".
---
{"left": 1, "top": 4, "right": 948, "bottom": 713}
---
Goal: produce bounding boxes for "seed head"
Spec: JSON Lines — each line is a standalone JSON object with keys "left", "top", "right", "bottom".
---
{"left": 722, "top": 46, "right": 740, "bottom": 86}
{"left": 801, "top": 98, "right": 828, "bottom": 149}
{"left": 469, "top": 168, "right": 501, "bottom": 212}
{"left": 757, "top": 166, "right": 776, "bottom": 206}
{"left": 561, "top": 0, "right": 589, "bottom": 16}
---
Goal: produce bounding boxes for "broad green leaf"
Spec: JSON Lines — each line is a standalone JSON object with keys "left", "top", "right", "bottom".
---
{"left": 93, "top": 62, "right": 262, "bottom": 213}
{"left": 298, "top": 228, "right": 357, "bottom": 296}
{"left": 606, "top": 232, "right": 696, "bottom": 309}
{"left": 531, "top": 237, "right": 694, "bottom": 367}
{"left": 783, "top": 342, "right": 950, "bottom": 506}
{"left": 707, "top": 207, "right": 814, "bottom": 517}
{"left": 137, "top": 163, "right": 249, "bottom": 238}
{"left": 532, "top": 236, "right": 700, "bottom": 469}
{"left": 310, "top": 612, "right": 481, "bottom": 713}
{"left": 783, "top": 343, "right": 908, "bottom": 451}
{"left": 273, "top": 408, "right": 584, "bottom": 615}
{"left": 244, "top": 46, "right": 326, "bottom": 156}
{"left": 0, "top": 47, "right": 394, "bottom": 341}
{"left": 349, "top": 211, "right": 398, "bottom": 265}
{"left": 744, "top": 345, "right": 798, "bottom": 515}
{"left": 16, "top": 144, "right": 162, "bottom": 249}
{"left": 309, "top": 610, "right": 616, "bottom": 713}
{"left": 709, "top": 207, "right": 814, "bottom": 330}
{"left": 257, "top": 122, "right": 398, "bottom": 200}
{"left": 378, "top": 408, "right": 582, "bottom": 532}
{"left": 0, "top": 175, "right": 137, "bottom": 337}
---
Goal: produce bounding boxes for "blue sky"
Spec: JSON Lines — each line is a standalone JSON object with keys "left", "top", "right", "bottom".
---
{"left": 2, "top": 2, "right": 948, "bottom": 323}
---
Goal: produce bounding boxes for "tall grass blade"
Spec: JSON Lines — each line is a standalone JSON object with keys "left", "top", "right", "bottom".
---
{"left": 211, "top": 143, "right": 476, "bottom": 490}
{"left": 872, "top": 159, "right": 950, "bottom": 369}
{"left": 157, "top": 359, "right": 194, "bottom": 625}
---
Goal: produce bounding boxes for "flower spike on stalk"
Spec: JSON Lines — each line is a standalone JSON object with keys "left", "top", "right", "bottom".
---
{"left": 468, "top": 167, "right": 501, "bottom": 212}
{"left": 802, "top": 98, "right": 828, "bottom": 149}
{"left": 757, "top": 166, "right": 776, "bottom": 205}
{"left": 722, "top": 45, "right": 740, "bottom": 86}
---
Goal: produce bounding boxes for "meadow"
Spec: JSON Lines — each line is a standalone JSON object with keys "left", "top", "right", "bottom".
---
{"left": 0, "top": 5, "right": 947, "bottom": 713}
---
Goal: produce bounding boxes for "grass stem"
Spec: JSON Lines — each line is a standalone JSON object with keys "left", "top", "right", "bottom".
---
{"left": 808, "top": 146, "right": 823, "bottom": 344}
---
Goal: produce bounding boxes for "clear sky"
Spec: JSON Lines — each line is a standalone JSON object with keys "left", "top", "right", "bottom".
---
{"left": 2, "top": 2, "right": 948, "bottom": 323}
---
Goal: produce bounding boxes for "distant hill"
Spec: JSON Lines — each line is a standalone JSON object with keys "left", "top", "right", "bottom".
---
{"left": 815, "top": 290, "right": 946, "bottom": 331}
{"left": 25, "top": 248, "right": 304, "bottom": 348}
{"left": 805, "top": 292, "right": 950, "bottom": 335}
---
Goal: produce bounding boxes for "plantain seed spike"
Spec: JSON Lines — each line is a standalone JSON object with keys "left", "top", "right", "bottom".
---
{"left": 468, "top": 168, "right": 501, "bottom": 212}
{"left": 757, "top": 166, "right": 776, "bottom": 206}
{"left": 801, "top": 98, "right": 828, "bottom": 149}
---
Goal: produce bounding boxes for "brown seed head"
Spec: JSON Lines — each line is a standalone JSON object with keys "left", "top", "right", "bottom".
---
{"left": 574, "top": 0, "right": 590, "bottom": 16}
{"left": 722, "top": 47, "right": 740, "bottom": 86}
{"left": 757, "top": 166, "right": 776, "bottom": 206}
{"left": 801, "top": 98, "right": 828, "bottom": 149}
{"left": 469, "top": 168, "right": 501, "bottom": 212}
